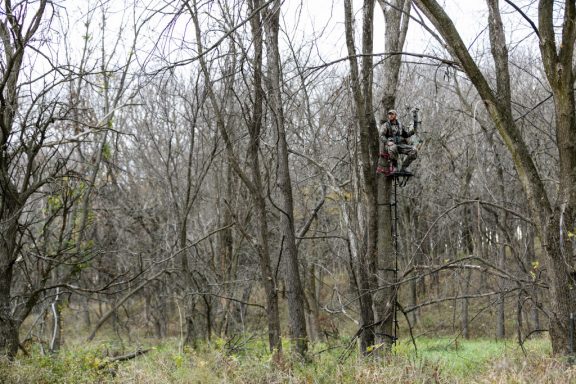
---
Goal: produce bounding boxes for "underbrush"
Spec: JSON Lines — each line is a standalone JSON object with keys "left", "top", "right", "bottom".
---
{"left": 1, "top": 335, "right": 575, "bottom": 383}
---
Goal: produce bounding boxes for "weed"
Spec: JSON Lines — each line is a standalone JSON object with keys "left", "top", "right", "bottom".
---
{"left": 2, "top": 335, "right": 573, "bottom": 383}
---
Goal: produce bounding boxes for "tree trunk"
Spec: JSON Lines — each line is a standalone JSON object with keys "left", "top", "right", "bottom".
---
{"left": 49, "top": 288, "right": 63, "bottom": 353}
{"left": 0, "top": 191, "right": 20, "bottom": 358}
{"left": 0, "top": 262, "right": 18, "bottom": 358}
{"left": 373, "top": 0, "right": 411, "bottom": 352}
{"left": 343, "top": 0, "right": 377, "bottom": 354}
{"left": 184, "top": 315, "right": 197, "bottom": 348}
{"left": 306, "top": 264, "right": 321, "bottom": 342}
{"left": 216, "top": 162, "right": 236, "bottom": 337}
{"left": 248, "top": 0, "right": 283, "bottom": 355}
{"left": 527, "top": 228, "right": 541, "bottom": 332}
{"left": 461, "top": 269, "right": 471, "bottom": 339}
{"left": 497, "top": 243, "right": 506, "bottom": 339}
{"left": 263, "top": 0, "right": 308, "bottom": 357}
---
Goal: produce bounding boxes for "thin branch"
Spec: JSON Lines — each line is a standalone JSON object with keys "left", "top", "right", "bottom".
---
{"left": 305, "top": 51, "right": 459, "bottom": 73}
{"left": 153, "top": 223, "right": 235, "bottom": 265}
{"left": 86, "top": 269, "right": 166, "bottom": 341}
{"left": 189, "top": 292, "right": 265, "bottom": 310}
{"left": 153, "top": 0, "right": 276, "bottom": 75}
{"left": 296, "top": 187, "right": 326, "bottom": 249}
{"left": 404, "top": 288, "right": 521, "bottom": 313}
{"left": 503, "top": 0, "right": 540, "bottom": 40}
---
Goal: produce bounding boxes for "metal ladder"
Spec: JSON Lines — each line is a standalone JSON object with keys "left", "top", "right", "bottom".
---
{"left": 389, "top": 170, "right": 412, "bottom": 343}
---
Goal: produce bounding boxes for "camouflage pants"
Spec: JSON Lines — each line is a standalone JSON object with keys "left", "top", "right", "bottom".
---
{"left": 379, "top": 140, "right": 417, "bottom": 170}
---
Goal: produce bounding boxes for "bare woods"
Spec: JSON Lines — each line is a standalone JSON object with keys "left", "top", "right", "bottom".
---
{"left": 1, "top": 0, "right": 575, "bottom": 360}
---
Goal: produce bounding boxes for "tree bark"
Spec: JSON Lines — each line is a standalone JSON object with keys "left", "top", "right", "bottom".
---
{"left": 0, "top": 258, "right": 18, "bottom": 357}
{"left": 263, "top": 0, "right": 308, "bottom": 357}
{"left": 538, "top": 0, "right": 576, "bottom": 355}
{"left": 343, "top": 0, "right": 377, "bottom": 353}
{"left": 497, "top": 243, "right": 506, "bottom": 339}
{"left": 249, "top": 0, "right": 282, "bottom": 353}
{"left": 461, "top": 269, "right": 471, "bottom": 339}
{"left": 306, "top": 264, "right": 321, "bottom": 342}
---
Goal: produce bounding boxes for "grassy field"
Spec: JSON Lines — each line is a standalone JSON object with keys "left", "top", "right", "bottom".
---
{"left": 2, "top": 335, "right": 575, "bottom": 383}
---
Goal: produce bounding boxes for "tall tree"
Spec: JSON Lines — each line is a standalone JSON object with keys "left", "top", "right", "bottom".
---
{"left": 415, "top": 0, "right": 576, "bottom": 354}
{"left": 263, "top": 0, "right": 309, "bottom": 357}
{"left": 0, "top": 0, "right": 51, "bottom": 358}
{"left": 344, "top": 0, "right": 411, "bottom": 354}
{"left": 343, "top": 0, "right": 377, "bottom": 353}
{"left": 247, "top": 0, "right": 283, "bottom": 354}
{"left": 374, "top": 0, "right": 411, "bottom": 351}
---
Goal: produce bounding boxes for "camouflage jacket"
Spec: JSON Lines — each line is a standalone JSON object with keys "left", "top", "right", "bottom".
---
{"left": 380, "top": 120, "right": 415, "bottom": 144}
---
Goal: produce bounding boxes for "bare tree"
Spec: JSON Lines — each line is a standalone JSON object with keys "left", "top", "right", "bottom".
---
{"left": 374, "top": 0, "right": 412, "bottom": 351}
{"left": 415, "top": 0, "right": 576, "bottom": 355}
{"left": 263, "top": 0, "right": 308, "bottom": 357}
{"left": 343, "top": 0, "right": 412, "bottom": 354}
{"left": 343, "top": 0, "right": 378, "bottom": 354}
{"left": 246, "top": 0, "right": 283, "bottom": 353}
{"left": 186, "top": 0, "right": 286, "bottom": 354}
{"left": 0, "top": 0, "right": 66, "bottom": 358}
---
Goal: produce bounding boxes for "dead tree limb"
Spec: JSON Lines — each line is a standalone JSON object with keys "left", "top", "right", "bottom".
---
{"left": 107, "top": 348, "right": 150, "bottom": 363}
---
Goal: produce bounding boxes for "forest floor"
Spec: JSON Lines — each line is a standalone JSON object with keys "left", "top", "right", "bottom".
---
{"left": 2, "top": 335, "right": 575, "bottom": 383}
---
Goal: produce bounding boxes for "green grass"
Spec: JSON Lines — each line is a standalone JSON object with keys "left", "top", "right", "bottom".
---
{"left": 2, "top": 335, "right": 575, "bottom": 383}
{"left": 395, "top": 337, "right": 550, "bottom": 379}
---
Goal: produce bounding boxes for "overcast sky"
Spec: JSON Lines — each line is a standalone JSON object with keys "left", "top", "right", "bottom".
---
{"left": 280, "top": 0, "right": 543, "bottom": 70}
{"left": 42, "top": 0, "right": 540, "bottom": 81}
{"left": 281, "top": 1, "right": 491, "bottom": 61}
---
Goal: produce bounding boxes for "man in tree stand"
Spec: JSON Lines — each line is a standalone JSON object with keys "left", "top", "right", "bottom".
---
{"left": 376, "top": 109, "right": 418, "bottom": 176}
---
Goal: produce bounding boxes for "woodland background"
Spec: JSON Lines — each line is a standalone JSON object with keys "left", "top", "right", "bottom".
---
{"left": 1, "top": 0, "right": 576, "bottom": 382}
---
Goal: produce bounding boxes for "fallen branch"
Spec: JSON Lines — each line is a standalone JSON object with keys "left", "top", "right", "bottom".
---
{"left": 108, "top": 348, "right": 150, "bottom": 363}
{"left": 97, "top": 348, "right": 151, "bottom": 370}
